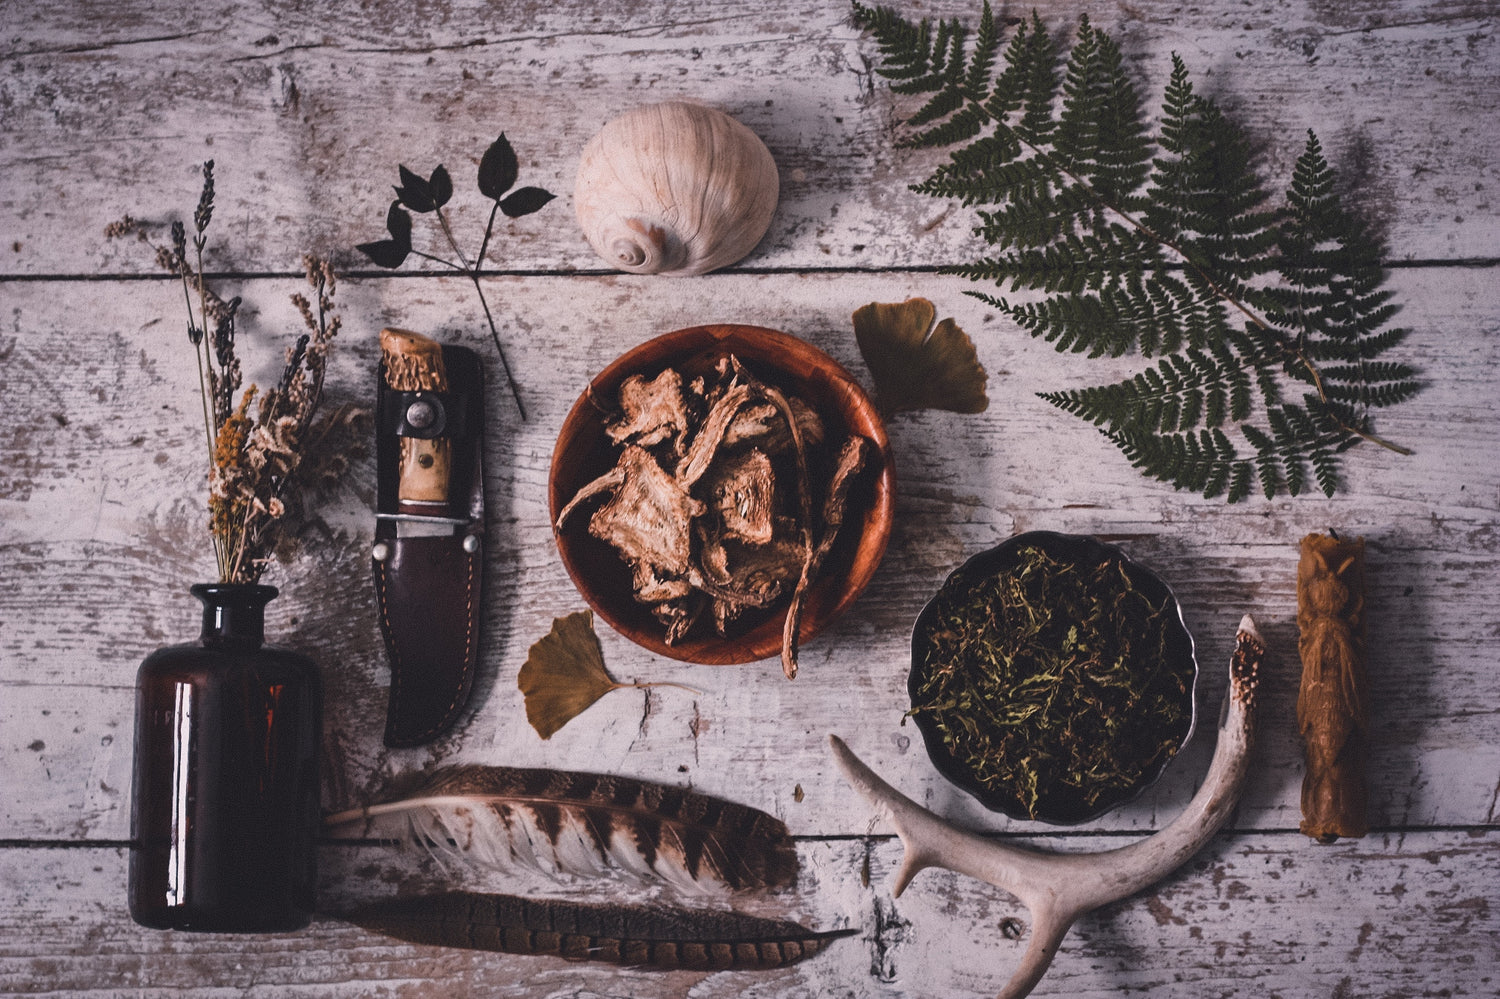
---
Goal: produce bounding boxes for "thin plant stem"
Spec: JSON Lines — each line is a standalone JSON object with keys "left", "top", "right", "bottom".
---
{"left": 408, "top": 248, "right": 467, "bottom": 274}
{"left": 614, "top": 680, "right": 705, "bottom": 697}
{"left": 180, "top": 252, "right": 227, "bottom": 580}
{"left": 475, "top": 201, "right": 500, "bottom": 271}
{"left": 436, "top": 209, "right": 472, "bottom": 272}
{"left": 436, "top": 206, "right": 527, "bottom": 421}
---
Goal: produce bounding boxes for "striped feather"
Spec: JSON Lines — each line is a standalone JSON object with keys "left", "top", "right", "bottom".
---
{"left": 338, "top": 891, "right": 855, "bottom": 970}
{"left": 323, "top": 765, "right": 798, "bottom": 895}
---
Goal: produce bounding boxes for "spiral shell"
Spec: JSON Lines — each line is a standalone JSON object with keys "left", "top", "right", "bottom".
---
{"left": 573, "top": 102, "right": 780, "bottom": 277}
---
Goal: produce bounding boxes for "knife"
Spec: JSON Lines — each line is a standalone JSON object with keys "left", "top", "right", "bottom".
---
{"left": 372, "top": 328, "right": 485, "bottom": 747}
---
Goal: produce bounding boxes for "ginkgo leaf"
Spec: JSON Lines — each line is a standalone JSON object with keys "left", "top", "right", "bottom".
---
{"left": 518, "top": 611, "right": 697, "bottom": 739}
{"left": 852, "top": 298, "right": 990, "bottom": 417}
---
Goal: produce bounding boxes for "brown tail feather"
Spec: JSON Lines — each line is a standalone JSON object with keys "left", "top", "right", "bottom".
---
{"left": 338, "top": 891, "right": 856, "bottom": 970}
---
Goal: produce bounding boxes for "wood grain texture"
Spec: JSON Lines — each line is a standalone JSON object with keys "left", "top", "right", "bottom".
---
{"left": 1, "top": 0, "right": 1497, "bottom": 995}
{"left": 2, "top": 0, "right": 1498, "bottom": 278}
{"left": 3, "top": 270, "right": 1497, "bottom": 838}
{"left": 1, "top": 834, "right": 1496, "bottom": 997}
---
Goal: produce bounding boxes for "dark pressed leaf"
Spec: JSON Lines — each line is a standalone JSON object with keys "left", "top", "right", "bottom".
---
{"left": 499, "top": 185, "right": 557, "bottom": 218}
{"left": 429, "top": 165, "right": 453, "bottom": 209}
{"left": 478, "top": 133, "right": 519, "bottom": 200}
{"left": 395, "top": 164, "right": 436, "bottom": 213}
{"left": 357, "top": 238, "right": 411, "bottom": 269}
{"left": 852, "top": 298, "right": 989, "bottom": 416}
{"left": 385, "top": 201, "right": 412, "bottom": 242}
{"left": 517, "top": 611, "right": 623, "bottom": 739}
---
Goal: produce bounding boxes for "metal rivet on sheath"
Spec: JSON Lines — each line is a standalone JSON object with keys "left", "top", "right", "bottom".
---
{"left": 405, "top": 398, "right": 439, "bottom": 430}
{"left": 462, "top": 534, "right": 479, "bottom": 554}
{"left": 372, "top": 542, "right": 391, "bottom": 562}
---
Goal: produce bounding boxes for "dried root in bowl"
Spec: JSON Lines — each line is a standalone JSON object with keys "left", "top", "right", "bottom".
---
{"left": 556, "top": 354, "right": 872, "bottom": 677}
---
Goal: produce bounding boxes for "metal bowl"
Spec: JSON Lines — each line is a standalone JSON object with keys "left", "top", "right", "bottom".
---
{"left": 908, "top": 531, "right": 1199, "bottom": 824}
{"left": 549, "top": 323, "right": 896, "bottom": 665}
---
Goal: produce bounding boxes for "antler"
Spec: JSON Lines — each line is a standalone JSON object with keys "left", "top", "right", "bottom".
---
{"left": 831, "top": 614, "right": 1265, "bottom": 999}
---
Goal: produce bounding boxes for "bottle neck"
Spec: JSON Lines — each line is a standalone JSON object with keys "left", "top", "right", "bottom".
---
{"left": 192, "top": 583, "right": 278, "bottom": 648}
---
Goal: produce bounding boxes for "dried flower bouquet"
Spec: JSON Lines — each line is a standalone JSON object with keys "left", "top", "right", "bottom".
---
{"left": 109, "top": 161, "right": 357, "bottom": 583}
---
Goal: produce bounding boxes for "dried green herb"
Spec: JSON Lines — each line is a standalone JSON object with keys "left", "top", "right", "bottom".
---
{"left": 911, "top": 543, "right": 1194, "bottom": 819}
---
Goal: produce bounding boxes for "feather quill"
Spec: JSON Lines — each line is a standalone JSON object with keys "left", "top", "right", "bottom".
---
{"left": 337, "top": 891, "right": 854, "bottom": 970}
{"left": 323, "top": 765, "right": 799, "bottom": 895}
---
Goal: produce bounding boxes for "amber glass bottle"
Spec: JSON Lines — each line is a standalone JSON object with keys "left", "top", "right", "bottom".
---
{"left": 128, "top": 584, "right": 322, "bottom": 932}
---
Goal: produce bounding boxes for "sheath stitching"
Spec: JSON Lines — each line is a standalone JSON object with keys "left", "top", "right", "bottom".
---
{"left": 374, "top": 559, "right": 406, "bottom": 735}
{"left": 429, "top": 548, "right": 478, "bottom": 739}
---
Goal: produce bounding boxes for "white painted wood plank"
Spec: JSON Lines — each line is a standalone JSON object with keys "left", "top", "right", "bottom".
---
{"left": 1, "top": 832, "right": 1496, "bottom": 997}
{"left": 2, "top": 268, "right": 1497, "bottom": 842}
{"left": 2, "top": 0, "right": 1497, "bottom": 279}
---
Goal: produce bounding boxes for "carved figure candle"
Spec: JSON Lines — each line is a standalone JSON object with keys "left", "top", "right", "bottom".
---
{"left": 1296, "top": 532, "right": 1369, "bottom": 842}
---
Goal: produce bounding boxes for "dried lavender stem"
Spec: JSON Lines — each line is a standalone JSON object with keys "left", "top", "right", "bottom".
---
{"left": 179, "top": 251, "right": 226, "bottom": 579}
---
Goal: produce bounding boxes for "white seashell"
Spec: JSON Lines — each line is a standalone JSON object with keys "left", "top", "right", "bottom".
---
{"left": 573, "top": 101, "right": 780, "bottom": 277}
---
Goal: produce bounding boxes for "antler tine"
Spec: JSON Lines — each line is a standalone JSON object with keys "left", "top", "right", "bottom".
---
{"left": 830, "top": 614, "right": 1265, "bottom": 999}
{"left": 829, "top": 734, "right": 1078, "bottom": 998}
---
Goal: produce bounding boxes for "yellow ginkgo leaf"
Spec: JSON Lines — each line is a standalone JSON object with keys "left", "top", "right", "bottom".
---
{"left": 518, "top": 611, "right": 697, "bottom": 739}
{"left": 852, "top": 298, "right": 989, "bottom": 417}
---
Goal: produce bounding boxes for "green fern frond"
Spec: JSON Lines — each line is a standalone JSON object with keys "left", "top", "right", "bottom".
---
{"left": 1110, "top": 426, "right": 1253, "bottom": 500}
{"left": 1042, "top": 340, "right": 1254, "bottom": 434}
{"left": 852, "top": 2, "right": 1420, "bottom": 500}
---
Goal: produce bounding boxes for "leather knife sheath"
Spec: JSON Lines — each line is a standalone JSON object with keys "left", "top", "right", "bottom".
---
{"left": 372, "top": 341, "right": 484, "bottom": 747}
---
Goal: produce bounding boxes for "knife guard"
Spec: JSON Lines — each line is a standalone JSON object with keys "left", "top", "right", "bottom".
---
{"left": 372, "top": 343, "right": 484, "bottom": 747}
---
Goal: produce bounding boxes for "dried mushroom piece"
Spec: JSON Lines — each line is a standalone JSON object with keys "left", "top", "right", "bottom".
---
{"left": 607, "top": 369, "right": 692, "bottom": 453}
{"left": 675, "top": 379, "right": 759, "bottom": 486}
{"left": 654, "top": 593, "right": 705, "bottom": 645}
{"left": 632, "top": 563, "right": 694, "bottom": 604}
{"left": 586, "top": 446, "right": 704, "bottom": 576}
{"left": 724, "top": 397, "right": 825, "bottom": 455}
{"left": 704, "top": 449, "right": 777, "bottom": 545}
{"left": 779, "top": 435, "right": 873, "bottom": 679}
{"left": 694, "top": 526, "right": 804, "bottom": 607}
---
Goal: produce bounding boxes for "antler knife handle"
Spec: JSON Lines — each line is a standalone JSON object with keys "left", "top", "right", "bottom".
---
{"left": 381, "top": 328, "right": 453, "bottom": 511}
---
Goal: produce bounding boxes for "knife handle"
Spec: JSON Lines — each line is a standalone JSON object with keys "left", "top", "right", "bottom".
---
{"left": 398, "top": 436, "right": 451, "bottom": 507}
{"left": 380, "top": 328, "right": 453, "bottom": 511}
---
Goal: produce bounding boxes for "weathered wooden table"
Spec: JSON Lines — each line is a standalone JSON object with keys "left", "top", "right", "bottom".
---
{"left": 3, "top": 1, "right": 1497, "bottom": 996}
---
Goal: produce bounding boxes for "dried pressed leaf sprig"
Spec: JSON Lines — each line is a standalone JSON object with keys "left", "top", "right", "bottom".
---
{"left": 108, "top": 162, "right": 355, "bottom": 584}
{"left": 356, "top": 133, "right": 555, "bottom": 420}
{"left": 851, "top": 298, "right": 989, "bottom": 417}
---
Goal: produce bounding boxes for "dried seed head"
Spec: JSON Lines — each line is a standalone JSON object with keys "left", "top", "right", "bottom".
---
{"left": 193, "top": 160, "right": 216, "bottom": 235}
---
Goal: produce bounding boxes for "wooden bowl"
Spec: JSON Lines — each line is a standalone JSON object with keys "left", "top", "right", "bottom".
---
{"left": 549, "top": 324, "right": 896, "bottom": 665}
